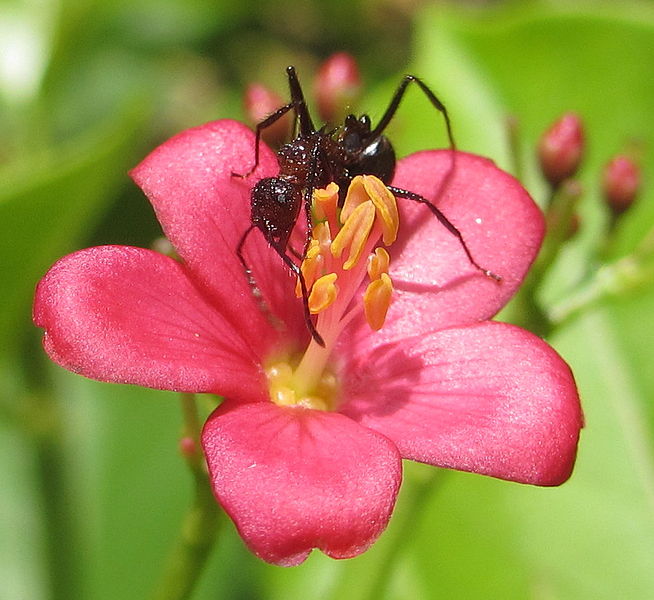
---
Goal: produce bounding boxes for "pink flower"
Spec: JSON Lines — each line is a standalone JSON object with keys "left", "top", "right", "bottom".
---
{"left": 33, "top": 119, "right": 582, "bottom": 566}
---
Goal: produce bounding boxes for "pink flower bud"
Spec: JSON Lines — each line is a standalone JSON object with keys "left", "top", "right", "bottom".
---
{"left": 602, "top": 155, "right": 641, "bottom": 216}
{"left": 243, "top": 83, "right": 290, "bottom": 148}
{"left": 538, "top": 112, "right": 585, "bottom": 186}
{"left": 314, "top": 53, "right": 362, "bottom": 124}
{"left": 179, "top": 436, "right": 197, "bottom": 458}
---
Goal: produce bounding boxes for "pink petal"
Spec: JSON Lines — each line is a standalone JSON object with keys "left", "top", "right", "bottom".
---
{"left": 201, "top": 402, "right": 402, "bottom": 566}
{"left": 340, "top": 321, "right": 582, "bottom": 486}
{"left": 34, "top": 245, "right": 268, "bottom": 400}
{"left": 385, "top": 150, "right": 544, "bottom": 335}
{"left": 130, "top": 119, "right": 308, "bottom": 350}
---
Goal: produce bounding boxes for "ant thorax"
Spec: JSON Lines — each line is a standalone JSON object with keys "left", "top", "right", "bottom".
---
{"left": 276, "top": 132, "right": 347, "bottom": 189}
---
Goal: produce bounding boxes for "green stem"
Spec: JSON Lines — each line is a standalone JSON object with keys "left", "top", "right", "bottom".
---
{"left": 550, "top": 228, "right": 654, "bottom": 326}
{"left": 28, "top": 391, "right": 85, "bottom": 600}
{"left": 364, "top": 468, "right": 449, "bottom": 600}
{"left": 505, "top": 115, "right": 524, "bottom": 182}
{"left": 149, "top": 394, "right": 222, "bottom": 600}
{"left": 504, "top": 180, "right": 582, "bottom": 335}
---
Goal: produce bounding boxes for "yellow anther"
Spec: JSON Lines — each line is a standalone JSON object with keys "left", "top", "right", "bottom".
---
{"left": 340, "top": 175, "right": 399, "bottom": 246}
{"left": 340, "top": 175, "right": 370, "bottom": 223}
{"left": 367, "top": 247, "right": 391, "bottom": 281}
{"left": 313, "top": 182, "right": 340, "bottom": 223}
{"left": 296, "top": 244, "right": 324, "bottom": 297}
{"left": 297, "top": 222, "right": 336, "bottom": 298}
{"left": 330, "top": 201, "right": 376, "bottom": 269}
{"left": 295, "top": 252, "right": 325, "bottom": 298}
{"left": 363, "top": 272, "right": 393, "bottom": 331}
{"left": 362, "top": 175, "right": 399, "bottom": 245}
{"left": 313, "top": 221, "right": 332, "bottom": 247}
{"left": 308, "top": 272, "right": 338, "bottom": 313}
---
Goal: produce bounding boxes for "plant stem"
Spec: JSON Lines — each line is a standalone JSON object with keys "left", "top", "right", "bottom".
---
{"left": 505, "top": 115, "right": 524, "bottom": 182}
{"left": 364, "top": 467, "right": 449, "bottom": 600}
{"left": 504, "top": 179, "right": 582, "bottom": 335}
{"left": 28, "top": 390, "right": 85, "bottom": 600}
{"left": 149, "top": 394, "right": 222, "bottom": 600}
{"left": 550, "top": 227, "right": 654, "bottom": 326}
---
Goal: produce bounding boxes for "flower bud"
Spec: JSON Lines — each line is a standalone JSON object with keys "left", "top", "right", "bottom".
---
{"left": 179, "top": 436, "right": 197, "bottom": 458}
{"left": 314, "top": 53, "right": 362, "bottom": 124}
{"left": 602, "top": 155, "right": 641, "bottom": 216}
{"left": 243, "top": 83, "right": 290, "bottom": 148}
{"left": 538, "top": 112, "right": 585, "bottom": 187}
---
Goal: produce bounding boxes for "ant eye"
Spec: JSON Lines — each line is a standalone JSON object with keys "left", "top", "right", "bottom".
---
{"left": 359, "top": 115, "right": 371, "bottom": 129}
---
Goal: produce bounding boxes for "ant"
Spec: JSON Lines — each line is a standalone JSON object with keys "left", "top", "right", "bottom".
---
{"left": 235, "top": 65, "right": 499, "bottom": 347}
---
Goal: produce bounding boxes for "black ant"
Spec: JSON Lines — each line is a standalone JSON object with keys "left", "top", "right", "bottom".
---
{"left": 235, "top": 65, "right": 499, "bottom": 347}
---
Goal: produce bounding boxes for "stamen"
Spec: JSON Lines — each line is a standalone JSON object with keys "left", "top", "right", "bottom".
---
{"left": 308, "top": 273, "right": 338, "bottom": 313}
{"left": 313, "top": 221, "right": 332, "bottom": 247}
{"left": 272, "top": 385, "right": 297, "bottom": 407}
{"left": 339, "top": 175, "right": 371, "bottom": 222}
{"left": 284, "top": 176, "right": 400, "bottom": 410}
{"left": 313, "top": 182, "right": 340, "bottom": 225}
{"left": 363, "top": 272, "right": 393, "bottom": 330}
{"left": 266, "top": 360, "right": 337, "bottom": 411}
{"left": 361, "top": 175, "right": 399, "bottom": 245}
{"left": 296, "top": 241, "right": 324, "bottom": 297}
{"left": 367, "top": 247, "right": 390, "bottom": 281}
{"left": 330, "top": 201, "right": 376, "bottom": 269}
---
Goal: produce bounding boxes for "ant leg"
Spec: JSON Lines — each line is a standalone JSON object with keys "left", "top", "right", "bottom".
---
{"left": 300, "top": 139, "right": 325, "bottom": 258}
{"left": 387, "top": 185, "right": 501, "bottom": 281}
{"left": 232, "top": 67, "right": 314, "bottom": 179}
{"left": 274, "top": 244, "right": 325, "bottom": 347}
{"left": 286, "top": 66, "right": 315, "bottom": 136}
{"left": 236, "top": 225, "right": 285, "bottom": 332}
{"left": 238, "top": 225, "right": 325, "bottom": 346}
{"left": 232, "top": 102, "right": 298, "bottom": 179}
{"left": 370, "top": 75, "right": 456, "bottom": 150}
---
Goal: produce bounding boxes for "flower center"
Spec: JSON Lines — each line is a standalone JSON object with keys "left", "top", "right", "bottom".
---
{"left": 266, "top": 175, "right": 399, "bottom": 411}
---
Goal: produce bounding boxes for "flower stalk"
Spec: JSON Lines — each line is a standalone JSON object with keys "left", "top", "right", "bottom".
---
{"left": 550, "top": 226, "right": 654, "bottom": 327}
{"left": 149, "top": 394, "right": 222, "bottom": 600}
{"left": 505, "top": 179, "right": 583, "bottom": 336}
{"left": 363, "top": 467, "right": 448, "bottom": 600}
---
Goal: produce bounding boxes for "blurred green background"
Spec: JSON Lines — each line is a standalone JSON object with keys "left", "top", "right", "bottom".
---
{"left": 2, "top": 0, "right": 654, "bottom": 598}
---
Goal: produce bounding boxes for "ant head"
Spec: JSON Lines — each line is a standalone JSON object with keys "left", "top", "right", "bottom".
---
{"left": 344, "top": 114, "right": 371, "bottom": 132}
{"left": 250, "top": 177, "right": 302, "bottom": 247}
{"left": 341, "top": 113, "right": 374, "bottom": 153}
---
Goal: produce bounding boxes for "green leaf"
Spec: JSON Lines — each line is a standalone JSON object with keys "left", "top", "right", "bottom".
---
{"left": 48, "top": 369, "right": 188, "bottom": 600}
{"left": 0, "top": 99, "right": 150, "bottom": 361}
{"left": 421, "top": 2, "right": 654, "bottom": 256}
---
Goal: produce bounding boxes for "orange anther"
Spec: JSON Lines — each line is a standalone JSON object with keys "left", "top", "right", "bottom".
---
{"left": 363, "top": 273, "right": 393, "bottom": 330}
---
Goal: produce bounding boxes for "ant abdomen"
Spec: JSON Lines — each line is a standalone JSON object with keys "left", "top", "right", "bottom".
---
{"left": 343, "top": 135, "right": 396, "bottom": 185}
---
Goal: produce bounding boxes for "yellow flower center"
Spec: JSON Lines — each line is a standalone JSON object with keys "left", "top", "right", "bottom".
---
{"left": 268, "top": 175, "right": 399, "bottom": 411}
